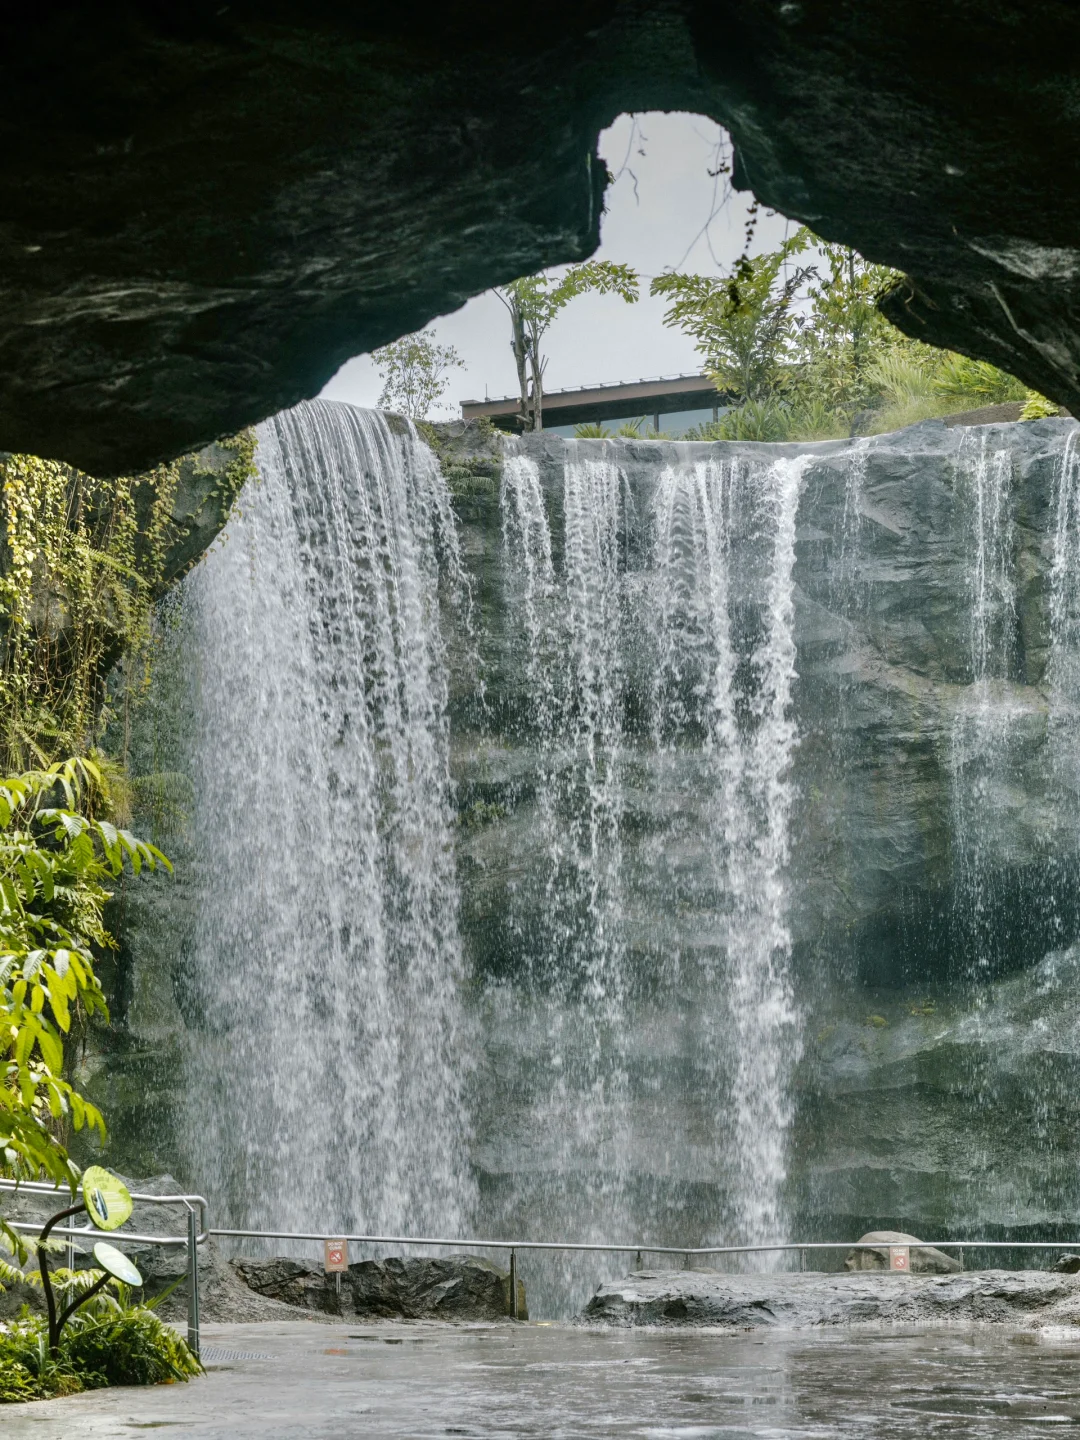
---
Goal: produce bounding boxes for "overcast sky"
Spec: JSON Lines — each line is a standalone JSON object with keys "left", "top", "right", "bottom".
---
{"left": 320, "top": 113, "right": 793, "bottom": 418}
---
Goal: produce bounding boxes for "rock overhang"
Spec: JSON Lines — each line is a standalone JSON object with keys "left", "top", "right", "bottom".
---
{"left": 4, "top": 3, "right": 1080, "bottom": 474}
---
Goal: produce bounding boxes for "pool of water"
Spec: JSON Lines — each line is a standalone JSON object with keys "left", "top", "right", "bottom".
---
{"left": 9, "top": 1320, "right": 1080, "bottom": 1437}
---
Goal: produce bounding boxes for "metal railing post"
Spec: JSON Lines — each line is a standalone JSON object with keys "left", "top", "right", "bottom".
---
{"left": 509, "top": 1248, "right": 519, "bottom": 1320}
{"left": 187, "top": 1204, "right": 201, "bottom": 1361}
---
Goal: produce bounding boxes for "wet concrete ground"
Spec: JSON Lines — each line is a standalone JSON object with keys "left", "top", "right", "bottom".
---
{"left": 6, "top": 1319, "right": 1080, "bottom": 1437}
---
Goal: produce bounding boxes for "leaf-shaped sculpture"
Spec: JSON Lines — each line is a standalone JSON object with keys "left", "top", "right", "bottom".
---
{"left": 92, "top": 1240, "right": 143, "bottom": 1287}
{"left": 81, "top": 1166, "right": 133, "bottom": 1231}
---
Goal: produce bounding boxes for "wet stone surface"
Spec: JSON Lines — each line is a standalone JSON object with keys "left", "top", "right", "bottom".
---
{"left": 6, "top": 1319, "right": 1080, "bottom": 1437}
{"left": 583, "top": 1269, "right": 1080, "bottom": 1329}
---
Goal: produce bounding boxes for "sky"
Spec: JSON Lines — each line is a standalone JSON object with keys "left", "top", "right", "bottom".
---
{"left": 320, "top": 113, "right": 794, "bottom": 419}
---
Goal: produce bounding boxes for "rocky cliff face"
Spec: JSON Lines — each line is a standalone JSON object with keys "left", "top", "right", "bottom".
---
{"left": 5, "top": 6, "right": 1080, "bottom": 472}
{"left": 99, "top": 413, "right": 1080, "bottom": 1318}
{"left": 441, "top": 416, "right": 1080, "bottom": 1281}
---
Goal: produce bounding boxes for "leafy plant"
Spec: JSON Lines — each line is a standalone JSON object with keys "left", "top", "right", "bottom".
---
{"left": 573, "top": 422, "right": 612, "bottom": 439}
{"left": 0, "top": 437, "right": 255, "bottom": 774}
{"left": 652, "top": 231, "right": 813, "bottom": 404}
{"left": 717, "top": 398, "right": 793, "bottom": 442}
{"left": 0, "top": 1301, "right": 201, "bottom": 1402}
{"left": 0, "top": 758, "right": 170, "bottom": 1255}
{"left": 1021, "top": 390, "right": 1060, "bottom": 420}
{"left": 373, "top": 333, "right": 465, "bottom": 420}
{"left": 933, "top": 353, "right": 1027, "bottom": 406}
{"left": 651, "top": 228, "right": 1037, "bottom": 439}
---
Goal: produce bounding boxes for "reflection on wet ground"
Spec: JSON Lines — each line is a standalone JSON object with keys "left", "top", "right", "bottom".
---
{"left": 6, "top": 1320, "right": 1080, "bottom": 1437}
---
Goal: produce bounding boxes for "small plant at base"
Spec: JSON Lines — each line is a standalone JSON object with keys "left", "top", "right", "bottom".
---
{"left": 1021, "top": 390, "right": 1060, "bottom": 421}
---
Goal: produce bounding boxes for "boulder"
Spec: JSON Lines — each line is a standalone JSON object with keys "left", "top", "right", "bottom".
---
{"left": 230, "top": 1257, "right": 344, "bottom": 1316}
{"left": 581, "top": 1268, "right": 1080, "bottom": 1329}
{"left": 1052, "top": 1254, "right": 1080, "bottom": 1274}
{"left": 230, "top": 1253, "right": 527, "bottom": 1322}
{"left": 351, "top": 1256, "right": 527, "bottom": 1322}
{"left": 845, "top": 1231, "right": 961, "bottom": 1275}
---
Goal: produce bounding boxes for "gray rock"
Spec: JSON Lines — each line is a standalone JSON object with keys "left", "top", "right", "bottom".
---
{"left": 582, "top": 1268, "right": 1080, "bottom": 1329}
{"left": 231, "top": 1257, "right": 344, "bottom": 1317}
{"left": 1052, "top": 1254, "right": 1080, "bottom": 1274}
{"left": 6, "top": 9, "right": 1080, "bottom": 473}
{"left": 351, "top": 1256, "right": 526, "bottom": 1321}
{"left": 230, "top": 1253, "right": 527, "bottom": 1322}
{"left": 845, "top": 1230, "right": 961, "bottom": 1274}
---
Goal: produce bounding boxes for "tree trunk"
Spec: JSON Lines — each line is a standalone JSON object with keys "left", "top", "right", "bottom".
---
{"left": 529, "top": 338, "right": 545, "bottom": 433}
{"left": 510, "top": 303, "right": 531, "bottom": 430}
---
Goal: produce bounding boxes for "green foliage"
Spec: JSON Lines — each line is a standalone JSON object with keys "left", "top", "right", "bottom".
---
{"left": 415, "top": 418, "right": 502, "bottom": 500}
{"left": 0, "top": 434, "right": 255, "bottom": 775}
{"left": 716, "top": 399, "right": 793, "bottom": 442}
{"left": 373, "top": 332, "right": 465, "bottom": 420}
{"left": 0, "top": 1297, "right": 201, "bottom": 1402}
{"left": 573, "top": 422, "right": 612, "bottom": 439}
{"left": 654, "top": 229, "right": 1037, "bottom": 440}
{"left": 498, "top": 262, "right": 639, "bottom": 431}
{"left": 0, "top": 454, "right": 171, "bottom": 771}
{"left": 933, "top": 353, "right": 1027, "bottom": 406}
{"left": 1021, "top": 390, "right": 1061, "bottom": 420}
{"left": 0, "top": 758, "right": 169, "bottom": 1253}
{"left": 652, "top": 232, "right": 812, "bottom": 404}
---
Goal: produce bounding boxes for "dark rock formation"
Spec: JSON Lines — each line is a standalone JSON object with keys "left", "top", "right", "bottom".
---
{"left": 232, "top": 1254, "right": 527, "bottom": 1322}
{"left": 351, "top": 1256, "right": 527, "bottom": 1321}
{"left": 4, "top": 6, "right": 1080, "bottom": 473}
{"left": 232, "top": 1257, "right": 345, "bottom": 1316}
{"left": 582, "top": 1268, "right": 1080, "bottom": 1329}
{"left": 845, "top": 1231, "right": 960, "bottom": 1275}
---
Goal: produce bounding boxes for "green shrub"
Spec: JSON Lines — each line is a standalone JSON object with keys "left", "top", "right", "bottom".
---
{"left": 0, "top": 1351, "right": 48, "bottom": 1403}
{"left": 61, "top": 1308, "right": 202, "bottom": 1388}
{"left": 1021, "top": 390, "right": 1060, "bottom": 421}
{"left": 0, "top": 1303, "right": 201, "bottom": 1403}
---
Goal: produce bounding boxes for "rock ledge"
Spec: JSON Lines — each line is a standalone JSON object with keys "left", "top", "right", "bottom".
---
{"left": 581, "top": 1270, "right": 1080, "bottom": 1330}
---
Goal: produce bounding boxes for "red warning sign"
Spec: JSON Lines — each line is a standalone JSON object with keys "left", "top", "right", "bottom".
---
{"left": 324, "top": 1239, "right": 348, "bottom": 1273}
{"left": 889, "top": 1245, "right": 910, "bottom": 1271}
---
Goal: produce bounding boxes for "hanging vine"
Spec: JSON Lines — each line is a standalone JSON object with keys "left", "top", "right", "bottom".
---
{"left": 0, "top": 435, "right": 255, "bottom": 774}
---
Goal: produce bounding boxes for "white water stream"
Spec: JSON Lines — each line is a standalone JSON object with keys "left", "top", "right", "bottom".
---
{"left": 178, "top": 401, "right": 475, "bottom": 1238}
{"left": 500, "top": 443, "right": 809, "bottom": 1248}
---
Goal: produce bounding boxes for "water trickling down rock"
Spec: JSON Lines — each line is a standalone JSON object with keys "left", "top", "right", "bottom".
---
{"left": 109, "top": 408, "right": 1080, "bottom": 1318}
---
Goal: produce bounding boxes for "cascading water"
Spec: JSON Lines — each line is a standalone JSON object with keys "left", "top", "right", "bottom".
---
{"left": 646, "top": 453, "right": 809, "bottom": 1245}
{"left": 1050, "top": 430, "right": 1080, "bottom": 794}
{"left": 949, "top": 430, "right": 1023, "bottom": 972}
{"left": 116, "top": 407, "right": 1080, "bottom": 1314}
{"left": 177, "top": 400, "right": 474, "bottom": 1240}
{"left": 495, "top": 442, "right": 808, "bottom": 1274}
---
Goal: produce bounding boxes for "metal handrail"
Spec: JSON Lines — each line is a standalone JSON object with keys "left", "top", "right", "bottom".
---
{"left": 0, "top": 1179, "right": 208, "bottom": 1357}
{"left": 210, "top": 1228, "right": 1080, "bottom": 1322}
{"left": 209, "top": 1228, "right": 1080, "bottom": 1256}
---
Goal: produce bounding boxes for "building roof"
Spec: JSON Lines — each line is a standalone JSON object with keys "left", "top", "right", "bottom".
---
{"left": 461, "top": 374, "right": 726, "bottom": 431}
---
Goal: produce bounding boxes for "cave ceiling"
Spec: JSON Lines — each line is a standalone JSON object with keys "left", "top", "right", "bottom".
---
{"left": 3, "top": 2, "right": 1080, "bottom": 474}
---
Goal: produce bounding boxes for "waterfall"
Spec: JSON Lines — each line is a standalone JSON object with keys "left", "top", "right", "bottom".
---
{"left": 949, "top": 430, "right": 1021, "bottom": 972}
{"left": 1051, "top": 430, "right": 1080, "bottom": 784}
{"left": 648, "top": 452, "right": 809, "bottom": 1244}
{"left": 497, "top": 441, "right": 808, "bottom": 1258}
{"left": 178, "top": 401, "right": 474, "bottom": 1239}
